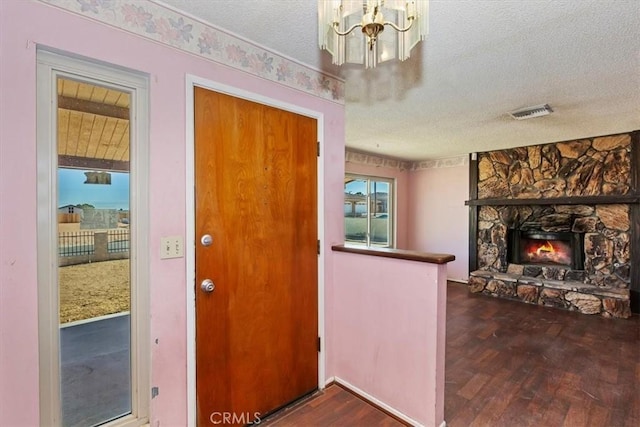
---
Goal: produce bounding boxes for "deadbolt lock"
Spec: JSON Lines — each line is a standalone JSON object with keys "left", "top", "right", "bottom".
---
{"left": 201, "top": 279, "right": 215, "bottom": 293}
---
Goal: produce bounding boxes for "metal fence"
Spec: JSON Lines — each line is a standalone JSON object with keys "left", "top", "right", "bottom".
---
{"left": 108, "top": 229, "right": 130, "bottom": 253}
{"left": 58, "top": 229, "right": 130, "bottom": 257}
{"left": 58, "top": 231, "right": 95, "bottom": 256}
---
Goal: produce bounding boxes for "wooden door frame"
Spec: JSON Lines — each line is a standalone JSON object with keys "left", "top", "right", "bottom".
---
{"left": 185, "top": 75, "right": 326, "bottom": 426}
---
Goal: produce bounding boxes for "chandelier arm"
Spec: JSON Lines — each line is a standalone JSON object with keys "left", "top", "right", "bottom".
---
{"left": 383, "top": 18, "right": 415, "bottom": 33}
{"left": 332, "top": 22, "right": 363, "bottom": 36}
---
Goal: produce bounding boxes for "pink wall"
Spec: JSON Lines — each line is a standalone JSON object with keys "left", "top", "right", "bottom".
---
{"left": 0, "top": 1, "right": 344, "bottom": 425}
{"left": 345, "top": 161, "right": 410, "bottom": 249}
{"left": 408, "top": 165, "right": 470, "bottom": 281}
{"left": 330, "top": 252, "right": 447, "bottom": 426}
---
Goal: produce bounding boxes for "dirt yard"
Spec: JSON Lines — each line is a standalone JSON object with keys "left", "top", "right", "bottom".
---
{"left": 59, "top": 259, "right": 130, "bottom": 323}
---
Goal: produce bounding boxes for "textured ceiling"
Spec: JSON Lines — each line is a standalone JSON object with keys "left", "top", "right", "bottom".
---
{"left": 159, "top": 0, "right": 640, "bottom": 161}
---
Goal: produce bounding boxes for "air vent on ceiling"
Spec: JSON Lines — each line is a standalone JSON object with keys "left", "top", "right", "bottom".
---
{"left": 509, "top": 104, "right": 553, "bottom": 120}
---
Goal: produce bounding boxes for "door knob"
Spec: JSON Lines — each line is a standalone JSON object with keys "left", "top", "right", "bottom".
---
{"left": 201, "top": 279, "right": 215, "bottom": 293}
{"left": 201, "top": 234, "right": 213, "bottom": 246}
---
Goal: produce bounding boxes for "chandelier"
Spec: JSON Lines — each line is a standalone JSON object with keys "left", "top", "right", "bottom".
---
{"left": 318, "top": 1, "right": 429, "bottom": 68}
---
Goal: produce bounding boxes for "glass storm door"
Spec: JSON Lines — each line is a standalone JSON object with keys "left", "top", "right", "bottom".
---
{"left": 38, "top": 49, "right": 149, "bottom": 427}
{"left": 57, "top": 77, "right": 132, "bottom": 426}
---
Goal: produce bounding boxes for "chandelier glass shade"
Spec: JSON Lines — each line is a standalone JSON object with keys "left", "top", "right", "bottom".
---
{"left": 318, "top": 1, "right": 429, "bottom": 68}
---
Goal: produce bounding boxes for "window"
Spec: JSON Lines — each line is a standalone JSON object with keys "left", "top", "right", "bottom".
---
{"left": 37, "top": 50, "right": 149, "bottom": 427}
{"left": 344, "top": 174, "right": 394, "bottom": 247}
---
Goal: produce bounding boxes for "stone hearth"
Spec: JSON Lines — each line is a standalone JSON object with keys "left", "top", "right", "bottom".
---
{"left": 469, "top": 270, "right": 630, "bottom": 318}
{"left": 467, "top": 132, "right": 637, "bottom": 318}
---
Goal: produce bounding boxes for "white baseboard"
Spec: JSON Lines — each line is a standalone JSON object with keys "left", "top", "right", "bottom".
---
{"left": 448, "top": 278, "right": 468, "bottom": 284}
{"left": 324, "top": 376, "right": 336, "bottom": 388}
{"left": 333, "top": 377, "right": 425, "bottom": 427}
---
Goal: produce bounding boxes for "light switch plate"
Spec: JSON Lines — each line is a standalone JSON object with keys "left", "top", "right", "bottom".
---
{"left": 160, "top": 236, "right": 183, "bottom": 259}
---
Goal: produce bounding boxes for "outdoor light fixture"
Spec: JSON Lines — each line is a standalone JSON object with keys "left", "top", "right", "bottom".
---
{"left": 84, "top": 171, "right": 112, "bottom": 185}
{"left": 318, "top": 0, "right": 429, "bottom": 68}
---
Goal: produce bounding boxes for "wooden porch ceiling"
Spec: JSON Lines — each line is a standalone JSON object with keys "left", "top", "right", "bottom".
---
{"left": 57, "top": 78, "right": 130, "bottom": 172}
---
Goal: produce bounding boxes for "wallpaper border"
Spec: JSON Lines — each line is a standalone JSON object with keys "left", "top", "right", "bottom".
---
{"left": 39, "top": 0, "right": 345, "bottom": 104}
{"left": 345, "top": 150, "right": 412, "bottom": 171}
{"left": 411, "top": 155, "right": 469, "bottom": 170}
{"left": 346, "top": 149, "right": 468, "bottom": 171}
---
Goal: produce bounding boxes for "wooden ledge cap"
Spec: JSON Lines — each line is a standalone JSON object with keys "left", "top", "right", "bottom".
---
{"left": 332, "top": 244, "right": 455, "bottom": 264}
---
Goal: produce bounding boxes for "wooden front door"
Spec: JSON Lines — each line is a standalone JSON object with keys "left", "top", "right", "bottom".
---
{"left": 194, "top": 87, "right": 318, "bottom": 426}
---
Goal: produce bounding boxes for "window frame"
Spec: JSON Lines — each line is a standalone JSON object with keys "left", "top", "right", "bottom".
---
{"left": 344, "top": 174, "right": 395, "bottom": 248}
{"left": 36, "top": 49, "right": 150, "bottom": 427}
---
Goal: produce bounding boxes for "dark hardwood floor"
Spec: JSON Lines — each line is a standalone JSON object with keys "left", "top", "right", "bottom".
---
{"left": 445, "top": 281, "right": 639, "bottom": 427}
{"left": 262, "top": 282, "right": 639, "bottom": 426}
{"left": 261, "top": 384, "right": 405, "bottom": 426}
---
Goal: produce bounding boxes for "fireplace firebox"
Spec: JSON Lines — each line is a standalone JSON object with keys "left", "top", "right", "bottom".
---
{"left": 508, "top": 230, "right": 584, "bottom": 270}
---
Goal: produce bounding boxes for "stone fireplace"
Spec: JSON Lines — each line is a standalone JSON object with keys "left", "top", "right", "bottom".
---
{"left": 466, "top": 132, "right": 639, "bottom": 318}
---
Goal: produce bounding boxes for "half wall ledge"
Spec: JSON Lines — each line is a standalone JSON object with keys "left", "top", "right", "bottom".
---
{"left": 331, "top": 244, "right": 455, "bottom": 264}
{"left": 331, "top": 243, "right": 451, "bottom": 426}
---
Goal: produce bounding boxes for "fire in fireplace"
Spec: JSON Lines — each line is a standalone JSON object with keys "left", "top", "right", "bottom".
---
{"left": 508, "top": 230, "right": 584, "bottom": 270}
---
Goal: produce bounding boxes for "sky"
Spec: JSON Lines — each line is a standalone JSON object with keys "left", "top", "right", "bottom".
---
{"left": 345, "top": 179, "right": 389, "bottom": 195}
{"left": 345, "top": 180, "right": 366, "bottom": 194}
{"left": 58, "top": 168, "right": 129, "bottom": 210}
